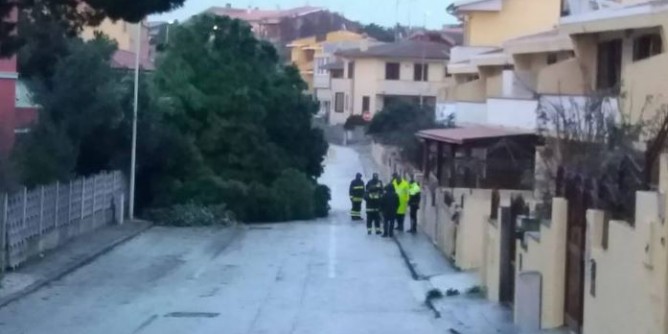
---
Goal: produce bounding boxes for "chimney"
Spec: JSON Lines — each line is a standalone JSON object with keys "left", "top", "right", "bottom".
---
{"left": 225, "top": 3, "right": 231, "bottom": 8}
{"left": 360, "top": 38, "right": 369, "bottom": 52}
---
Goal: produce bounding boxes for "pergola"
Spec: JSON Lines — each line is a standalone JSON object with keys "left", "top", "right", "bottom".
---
{"left": 417, "top": 125, "right": 541, "bottom": 190}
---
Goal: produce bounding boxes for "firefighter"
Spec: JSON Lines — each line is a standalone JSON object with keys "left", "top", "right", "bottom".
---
{"left": 392, "top": 173, "right": 410, "bottom": 232}
{"left": 408, "top": 176, "right": 421, "bottom": 234}
{"left": 349, "top": 173, "right": 365, "bottom": 221}
{"left": 365, "top": 173, "right": 383, "bottom": 235}
{"left": 381, "top": 184, "right": 399, "bottom": 238}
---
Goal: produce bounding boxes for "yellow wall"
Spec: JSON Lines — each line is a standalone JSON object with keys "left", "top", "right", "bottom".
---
{"left": 81, "top": 19, "right": 141, "bottom": 52}
{"left": 290, "top": 31, "right": 365, "bottom": 92}
{"left": 536, "top": 58, "right": 587, "bottom": 95}
{"left": 465, "top": 0, "right": 562, "bottom": 46}
{"left": 584, "top": 191, "right": 666, "bottom": 334}
{"left": 515, "top": 198, "right": 568, "bottom": 329}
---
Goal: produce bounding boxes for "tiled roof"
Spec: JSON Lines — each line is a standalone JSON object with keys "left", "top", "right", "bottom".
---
{"left": 206, "top": 6, "right": 323, "bottom": 22}
{"left": 336, "top": 40, "right": 450, "bottom": 60}
{"left": 112, "top": 50, "right": 155, "bottom": 71}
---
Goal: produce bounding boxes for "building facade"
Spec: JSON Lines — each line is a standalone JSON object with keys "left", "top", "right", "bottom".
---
{"left": 325, "top": 40, "right": 451, "bottom": 125}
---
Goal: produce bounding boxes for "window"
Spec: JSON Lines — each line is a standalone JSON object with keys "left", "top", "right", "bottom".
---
{"left": 633, "top": 33, "right": 663, "bottom": 61}
{"left": 414, "top": 63, "right": 429, "bottom": 81}
{"left": 362, "top": 96, "right": 370, "bottom": 112}
{"left": 547, "top": 53, "right": 558, "bottom": 65}
{"left": 596, "top": 39, "right": 622, "bottom": 92}
{"left": 334, "top": 92, "right": 344, "bottom": 113}
{"left": 385, "top": 62, "right": 400, "bottom": 80}
{"left": 347, "top": 61, "right": 355, "bottom": 79}
{"left": 331, "top": 69, "right": 343, "bottom": 78}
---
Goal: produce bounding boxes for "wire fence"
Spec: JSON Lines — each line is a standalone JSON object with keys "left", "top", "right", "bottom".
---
{"left": 0, "top": 171, "right": 126, "bottom": 271}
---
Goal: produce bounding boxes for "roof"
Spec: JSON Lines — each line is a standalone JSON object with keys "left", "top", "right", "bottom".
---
{"left": 503, "top": 29, "right": 573, "bottom": 54}
{"left": 206, "top": 6, "right": 323, "bottom": 22}
{"left": 335, "top": 40, "right": 450, "bottom": 60}
{"left": 416, "top": 125, "right": 536, "bottom": 145}
{"left": 560, "top": 0, "right": 668, "bottom": 32}
{"left": 112, "top": 50, "right": 155, "bottom": 71}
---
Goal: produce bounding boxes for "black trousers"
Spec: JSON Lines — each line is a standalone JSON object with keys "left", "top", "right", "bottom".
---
{"left": 383, "top": 215, "right": 395, "bottom": 237}
{"left": 367, "top": 212, "right": 381, "bottom": 232}
{"left": 395, "top": 214, "right": 405, "bottom": 231}
{"left": 409, "top": 205, "right": 419, "bottom": 231}
{"left": 351, "top": 200, "right": 362, "bottom": 219}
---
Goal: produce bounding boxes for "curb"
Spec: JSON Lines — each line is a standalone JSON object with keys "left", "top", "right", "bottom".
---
{"left": 0, "top": 221, "right": 154, "bottom": 309}
{"left": 392, "top": 235, "right": 442, "bottom": 318}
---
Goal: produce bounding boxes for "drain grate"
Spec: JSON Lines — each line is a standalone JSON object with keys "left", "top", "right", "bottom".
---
{"left": 164, "top": 312, "right": 220, "bottom": 318}
{"left": 248, "top": 226, "right": 273, "bottom": 230}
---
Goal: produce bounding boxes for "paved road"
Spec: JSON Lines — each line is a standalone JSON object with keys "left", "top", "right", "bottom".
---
{"left": 0, "top": 145, "right": 443, "bottom": 334}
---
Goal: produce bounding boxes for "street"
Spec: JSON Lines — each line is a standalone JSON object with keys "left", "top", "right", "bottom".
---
{"left": 0, "top": 145, "right": 444, "bottom": 334}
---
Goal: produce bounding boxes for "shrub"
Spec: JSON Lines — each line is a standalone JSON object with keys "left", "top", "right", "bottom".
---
{"left": 314, "top": 184, "right": 331, "bottom": 218}
{"left": 271, "top": 169, "right": 315, "bottom": 221}
{"left": 344, "top": 114, "right": 369, "bottom": 130}
{"left": 146, "top": 202, "right": 234, "bottom": 227}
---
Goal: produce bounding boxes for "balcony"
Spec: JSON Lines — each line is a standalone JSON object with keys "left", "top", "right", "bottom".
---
{"left": 621, "top": 53, "right": 668, "bottom": 122}
{"left": 377, "top": 80, "right": 447, "bottom": 98}
{"left": 454, "top": 79, "right": 486, "bottom": 103}
{"left": 536, "top": 58, "right": 587, "bottom": 95}
{"left": 314, "top": 73, "right": 330, "bottom": 89}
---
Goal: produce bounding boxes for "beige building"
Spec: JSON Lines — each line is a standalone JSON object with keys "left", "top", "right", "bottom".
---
{"left": 439, "top": 0, "right": 565, "bottom": 127}
{"left": 287, "top": 30, "right": 366, "bottom": 92}
{"left": 325, "top": 40, "right": 451, "bottom": 125}
{"left": 81, "top": 19, "right": 153, "bottom": 70}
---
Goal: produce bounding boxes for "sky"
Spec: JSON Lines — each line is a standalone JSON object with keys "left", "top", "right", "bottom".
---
{"left": 151, "top": 0, "right": 458, "bottom": 29}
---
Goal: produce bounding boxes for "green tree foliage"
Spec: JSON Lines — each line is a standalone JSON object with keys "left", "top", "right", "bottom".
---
{"left": 14, "top": 34, "right": 127, "bottom": 187}
{"left": 148, "top": 15, "right": 330, "bottom": 221}
{"left": 12, "top": 14, "right": 331, "bottom": 223}
{"left": 0, "top": 0, "right": 185, "bottom": 56}
{"left": 361, "top": 23, "right": 395, "bottom": 42}
{"left": 368, "top": 100, "right": 453, "bottom": 166}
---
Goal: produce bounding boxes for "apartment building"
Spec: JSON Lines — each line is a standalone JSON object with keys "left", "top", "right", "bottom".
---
{"left": 312, "top": 37, "right": 383, "bottom": 117}
{"left": 439, "top": 0, "right": 564, "bottom": 126}
{"left": 287, "top": 30, "right": 366, "bottom": 92}
{"left": 81, "top": 19, "right": 153, "bottom": 70}
{"left": 325, "top": 40, "right": 451, "bottom": 125}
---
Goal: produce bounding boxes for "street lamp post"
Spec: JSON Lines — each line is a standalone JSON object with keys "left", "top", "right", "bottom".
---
{"left": 129, "top": 20, "right": 142, "bottom": 220}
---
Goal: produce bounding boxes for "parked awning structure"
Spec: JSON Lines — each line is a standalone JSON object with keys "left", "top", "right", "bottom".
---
{"left": 417, "top": 124, "right": 537, "bottom": 145}
{"left": 417, "top": 125, "right": 540, "bottom": 190}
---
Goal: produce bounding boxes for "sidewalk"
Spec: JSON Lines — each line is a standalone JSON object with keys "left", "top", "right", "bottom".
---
{"left": 0, "top": 220, "right": 152, "bottom": 308}
{"left": 393, "top": 231, "right": 519, "bottom": 334}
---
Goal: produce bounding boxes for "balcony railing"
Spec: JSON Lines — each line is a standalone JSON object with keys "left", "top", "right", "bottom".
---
{"left": 536, "top": 58, "right": 587, "bottom": 95}
{"left": 377, "top": 80, "right": 447, "bottom": 97}
{"left": 454, "top": 79, "right": 486, "bottom": 102}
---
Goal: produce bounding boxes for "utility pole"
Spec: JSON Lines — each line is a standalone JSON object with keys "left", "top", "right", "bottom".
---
{"left": 129, "top": 20, "right": 142, "bottom": 220}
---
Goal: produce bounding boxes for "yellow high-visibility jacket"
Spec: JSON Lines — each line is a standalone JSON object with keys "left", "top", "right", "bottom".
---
{"left": 393, "top": 179, "right": 410, "bottom": 214}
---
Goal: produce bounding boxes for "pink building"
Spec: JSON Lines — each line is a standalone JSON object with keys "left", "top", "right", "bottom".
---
{"left": 0, "top": 8, "right": 17, "bottom": 157}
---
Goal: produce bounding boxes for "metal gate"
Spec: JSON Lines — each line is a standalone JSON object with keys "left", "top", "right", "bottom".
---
{"left": 499, "top": 206, "right": 516, "bottom": 305}
{"left": 561, "top": 174, "right": 588, "bottom": 333}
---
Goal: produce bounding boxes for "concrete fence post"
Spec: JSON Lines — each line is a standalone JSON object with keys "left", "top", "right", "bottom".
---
{"left": 0, "top": 193, "right": 7, "bottom": 275}
{"left": 54, "top": 182, "right": 60, "bottom": 228}
{"left": 21, "top": 187, "right": 27, "bottom": 232}
{"left": 91, "top": 175, "right": 97, "bottom": 228}
{"left": 68, "top": 181, "right": 73, "bottom": 225}
{"left": 39, "top": 186, "right": 44, "bottom": 237}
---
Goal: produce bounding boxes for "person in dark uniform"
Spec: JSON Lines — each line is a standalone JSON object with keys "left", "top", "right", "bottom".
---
{"left": 349, "top": 173, "right": 365, "bottom": 221}
{"left": 408, "top": 176, "right": 422, "bottom": 234}
{"left": 380, "top": 184, "right": 399, "bottom": 238}
{"left": 365, "top": 173, "right": 383, "bottom": 235}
